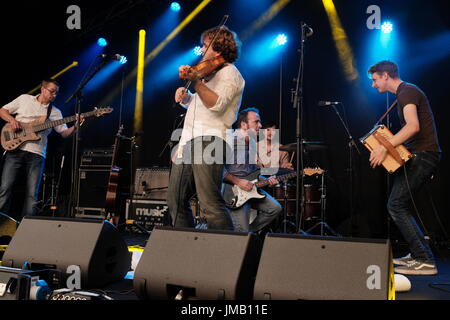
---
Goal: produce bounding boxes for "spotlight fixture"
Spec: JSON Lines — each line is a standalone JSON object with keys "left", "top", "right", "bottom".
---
{"left": 381, "top": 21, "right": 393, "bottom": 34}
{"left": 97, "top": 38, "right": 107, "bottom": 47}
{"left": 170, "top": 2, "right": 181, "bottom": 12}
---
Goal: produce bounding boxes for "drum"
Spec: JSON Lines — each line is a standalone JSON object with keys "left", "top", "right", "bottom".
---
{"left": 273, "top": 184, "right": 296, "bottom": 215}
{"left": 304, "top": 184, "right": 321, "bottom": 220}
{"left": 273, "top": 183, "right": 321, "bottom": 220}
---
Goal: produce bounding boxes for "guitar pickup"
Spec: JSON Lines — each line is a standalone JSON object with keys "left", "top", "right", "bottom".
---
{"left": 3, "top": 131, "right": 10, "bottom": 141}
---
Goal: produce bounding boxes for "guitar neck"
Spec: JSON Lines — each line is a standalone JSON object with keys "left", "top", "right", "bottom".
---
{"left": 254, "top": 172, "right": 297, "bottom": 188}
{"left": 32, "top": 110, "right": 97, "bottom": 132}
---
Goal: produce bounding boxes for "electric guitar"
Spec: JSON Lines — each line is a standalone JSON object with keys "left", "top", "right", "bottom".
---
{"left": 223, "top": 168, "right": 324, "bottom": 209}
{"left": 1, "top": 107, "right": 113, "bottom": 151}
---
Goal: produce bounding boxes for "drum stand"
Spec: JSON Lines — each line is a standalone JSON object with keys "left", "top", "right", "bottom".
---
{"left": 305, "top": 171, "right": 340, "bottom": 236}
{"left": 280, "top": 184, "right": 296, "bottom": 233}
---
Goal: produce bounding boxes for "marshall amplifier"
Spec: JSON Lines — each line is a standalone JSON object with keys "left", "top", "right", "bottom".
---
{"left": 133, "top": 167, "right": 169, "bottom": 200}
{"left": 125, "top": 199, "right": 171, "bottom": 230}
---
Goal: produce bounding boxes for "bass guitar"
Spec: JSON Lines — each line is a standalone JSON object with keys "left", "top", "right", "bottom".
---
{"left": 1, "top": 107, "right": 113, "bottom": 151}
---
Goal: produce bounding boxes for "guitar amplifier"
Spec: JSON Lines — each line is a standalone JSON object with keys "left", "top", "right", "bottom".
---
{"left": 80, "top": 148, "right": 113, "bottom": 168}
{"left": 125, "top": 199, "right": 171, "bottom": 230}
{"left": 133, "top": 167, "right": 169, "bottom": 200}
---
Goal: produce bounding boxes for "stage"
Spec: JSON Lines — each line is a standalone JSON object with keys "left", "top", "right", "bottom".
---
{"left": 0, "top": 0, "right": 449, "bottom": 307}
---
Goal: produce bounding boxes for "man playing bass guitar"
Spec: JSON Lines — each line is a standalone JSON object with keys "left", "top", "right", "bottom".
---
{"left": 0, "top": 79, "right": 81, "bottom": 218}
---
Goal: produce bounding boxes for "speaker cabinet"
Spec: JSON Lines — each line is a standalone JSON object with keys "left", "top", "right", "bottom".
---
{"left": 133, "top": 227, "right": 262, "bottom": 300}
{"left": 253, "top": 234, "right": 394, "bottom": 300}
{"left": 77, "top": 168, "right": 110, "bottom": 209}
{"left": 1, "top": 217, "right": 131, "bottom": 288}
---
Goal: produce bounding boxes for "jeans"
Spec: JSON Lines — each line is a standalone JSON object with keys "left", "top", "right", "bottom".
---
{"left": 0, "top": 150, "right": 45, "bottom": 217}
{"left": 167, "top": 136, "right": 234, "bottom": 231}
{"left": 387, "top": 151, "right": 441, "bottom": 262}
{"left": 229, "top": 190, "right": 282, "bottom": 233}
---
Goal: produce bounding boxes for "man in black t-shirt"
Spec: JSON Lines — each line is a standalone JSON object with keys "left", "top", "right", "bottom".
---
{"left": 368, "top": 60, "right": 441, "bottom": 275}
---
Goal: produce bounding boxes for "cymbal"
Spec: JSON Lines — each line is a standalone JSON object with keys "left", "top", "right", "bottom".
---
{"left": 279, "top": 141, "right": 327, "bottom": 152}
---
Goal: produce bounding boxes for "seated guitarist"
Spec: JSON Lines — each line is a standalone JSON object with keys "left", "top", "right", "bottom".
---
{"left": 368, "top": 61, "right": 441, "bottom": 275}
{"left": 0, "top": 79, "right": 81, "bottom": 218}
{"left": 224, "top": 108, "right": 282, "bottom": 233}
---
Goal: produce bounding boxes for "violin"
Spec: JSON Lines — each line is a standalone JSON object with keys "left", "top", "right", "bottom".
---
{"left": 179, "top": 55, "right": 226, "bottom": 81}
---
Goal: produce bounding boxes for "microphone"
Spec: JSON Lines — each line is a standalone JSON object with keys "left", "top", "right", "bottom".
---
{"left": 318, "top": 101, "right": 340, "bottom": 106}
{"left": 301, "top": 23, "right": 314, "bottom": 37}
{"left": 99, "top": 53, "right": 122, "bottom": 61}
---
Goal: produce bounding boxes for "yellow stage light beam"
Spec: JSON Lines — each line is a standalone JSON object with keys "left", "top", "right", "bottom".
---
{"left": 145, "top": 0, "right": 213, "bottom": 65}
{"left": 322, "top": 0, "right": 359, "bottom": 81}
{"left": 99, "top": 0, "right": 213, "bottom": 106}
{"left": 27, "top": 61, "right": 79, "bottom": 94}
{"left": 240, "top": 0, "right": 291, "bottom": 42}
{"left": 134, "top": 29, "right": 146, "bottom": 135}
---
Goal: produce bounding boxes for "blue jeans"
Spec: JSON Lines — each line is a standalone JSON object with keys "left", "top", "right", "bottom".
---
{"left": 0, "top": 150, "right": 45, "bottom": 217}
{"left": 167, "top": 137, "right": 234, "bottom": 231}
{"left": 229, "top": 190, "right": 282, "bottom": 233}
{"left": 387, "top": 151, "right": 441, "bottom": 262}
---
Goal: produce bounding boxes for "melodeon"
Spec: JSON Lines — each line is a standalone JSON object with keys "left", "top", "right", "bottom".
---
{"left": 360, "top": 125, "right": 413, "bottom": 173}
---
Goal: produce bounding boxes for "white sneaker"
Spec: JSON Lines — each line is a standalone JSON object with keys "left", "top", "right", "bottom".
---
{"left": 394, "top": 260, "right": 438, "bottom": 276}
{"left": 393, "top": 253, "right": 414, "bottom": 266}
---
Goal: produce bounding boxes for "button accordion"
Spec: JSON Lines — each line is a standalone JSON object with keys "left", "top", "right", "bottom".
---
{"left": 360, "top": 125, "right": 413, "bottom": 173}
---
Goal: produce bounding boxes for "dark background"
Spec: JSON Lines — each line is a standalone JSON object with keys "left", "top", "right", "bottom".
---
{"left": 0, "top": 0, "right": 448, "bottom": 243}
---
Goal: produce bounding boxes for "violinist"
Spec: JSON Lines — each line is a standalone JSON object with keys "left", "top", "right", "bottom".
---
{"left": 167, "top": 26, "right": 245, "bottom": 230}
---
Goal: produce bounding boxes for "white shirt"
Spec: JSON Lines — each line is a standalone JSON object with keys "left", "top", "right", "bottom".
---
{"left": 2, "top": 94, "right": 68, "bottom": 158}
{"left": 178, "top": 63, "right": 245, "bottom": 148}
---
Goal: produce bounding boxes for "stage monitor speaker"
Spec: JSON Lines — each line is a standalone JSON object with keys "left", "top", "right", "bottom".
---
{"left": 0, "top": 212, "right": 19, "bottom": 245}
{"left": 133, "top": 227, "right": 262, "bottom": 300}
{"left": 1, "top": 216, "right": 131, "bottom": 289}
{"left": 253, "top": 234, "right": 394, "bottom": 300}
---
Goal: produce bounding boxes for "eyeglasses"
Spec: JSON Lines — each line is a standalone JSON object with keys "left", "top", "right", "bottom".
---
{"left": 44, "top": 86, "right": 59, "bottom": 95}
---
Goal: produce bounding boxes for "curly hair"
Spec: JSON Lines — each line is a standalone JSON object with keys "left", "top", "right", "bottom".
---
{"left": 201, "top": 26, "right": 241, "bottom": 63}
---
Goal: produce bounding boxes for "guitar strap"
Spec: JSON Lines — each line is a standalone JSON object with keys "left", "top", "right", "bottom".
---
{"left": 46, "top": 103, "right": 53, "bottom": 120}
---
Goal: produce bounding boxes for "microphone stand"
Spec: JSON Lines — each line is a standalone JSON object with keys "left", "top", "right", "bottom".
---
{"left": 65, "top": 57, "right": 109, "bottom": 217}
{"left": 330, "top": 103, "right": 360, "bottom": 236}
{"left": 159, "top": 113, "right": 186, "bottom": 163}
{"left": 292, "top": 23, "right": 308, "bottom": 234}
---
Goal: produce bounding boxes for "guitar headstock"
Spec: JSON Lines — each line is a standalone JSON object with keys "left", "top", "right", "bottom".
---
{"left": 303, "top": 167, "right": 325, "bottom": 176}
{"left": 93, "top": 107, "right": 113, "bottom": 117}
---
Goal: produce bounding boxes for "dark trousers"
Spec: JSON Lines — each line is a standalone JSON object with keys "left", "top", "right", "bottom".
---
{"left": 167, "top": 136, "right": 233, "bottom": 231}
{"left": 387, "top": 151, "right": 441, "bottom": 262}
{"left": 0, "top": 150, "right": 45, "bottom": 218}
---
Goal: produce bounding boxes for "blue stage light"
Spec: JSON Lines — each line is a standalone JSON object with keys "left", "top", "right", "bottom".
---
{"left": 170, "top": 2, "right": 181, "bottom": 12}
{"left": 381, "top": 22, "right": 393, "bottom": 34}
{"left": 193, "top": 46, "right": 202, "bottom": 56}
{"left": 97, "top": 38, "right": 107, "bottom": 47}
{"left": 119, "top": 56, "right": 127, "bottom": 64}
{"left": 276, "top": 34, "right": 287, "bottom": 46}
